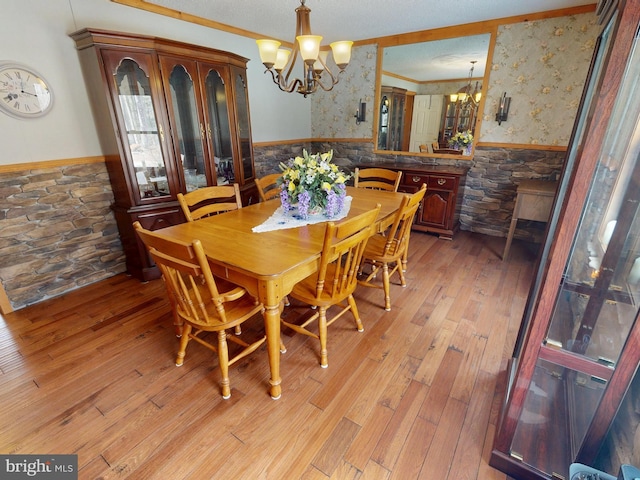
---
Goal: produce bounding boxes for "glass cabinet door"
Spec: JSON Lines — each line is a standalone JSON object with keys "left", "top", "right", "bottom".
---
{"left": 457, "top": 102, "right": 471, "bottom": 132}
{"left": 390, "top": 93, "right": 405, "bottom": 151}
{"left": 508, "top": 12, "right": 640, "bottom": 477}
{"left": 378, "top": 95, "right": 389, "bottom": 149}
{"left": 201, "top": 64, "right": 235, "bottom": 186}
{"left": 442, "top": 97, "right": 456, "bottom": 143}
{"left": 232, "top": 68, "right": 254, "bottom": 183}
{"left": 160, "top": 57, "right": 208, "bottom": 193}
{"left": 103, "top": 50, "right": 173, "bottom": 201}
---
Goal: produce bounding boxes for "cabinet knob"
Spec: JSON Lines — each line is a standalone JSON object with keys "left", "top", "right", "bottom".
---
{"left": 437, "top": 178, "right": 446, "bottom": 185}
{"left": 412, "top": 176, "right": 421, "bottom": 183}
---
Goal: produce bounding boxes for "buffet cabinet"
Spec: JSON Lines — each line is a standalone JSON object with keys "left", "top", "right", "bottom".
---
{"left": 490, "top": 0, "right": 640, "bottom": 478}
{"left": 399, "top": 167, "right": 467, "bottom": 239}
{"left": 358, "top": 164, "right": 468, "bottom": 239}
{"left": 71, "top": 29, "right": 257, "bottom": 280}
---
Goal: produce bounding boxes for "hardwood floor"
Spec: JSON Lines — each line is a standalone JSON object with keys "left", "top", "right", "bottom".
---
{"left": 0, "top": 230, "right": 537, "bottom": 479}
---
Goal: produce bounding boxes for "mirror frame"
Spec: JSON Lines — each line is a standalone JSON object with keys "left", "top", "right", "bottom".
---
{"left": 374, "top": 24, "right": 497, "bottom": 159}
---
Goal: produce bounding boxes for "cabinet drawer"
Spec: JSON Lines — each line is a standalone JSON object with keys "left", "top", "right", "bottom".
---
{"left": 427, "top": 175, "right": 456, "bottom": 191}
{"left": 136, "top": 208, "right": 184, "bottom": 231}
{"left": 402, "top": 173, "right": 429, "bottom": 188}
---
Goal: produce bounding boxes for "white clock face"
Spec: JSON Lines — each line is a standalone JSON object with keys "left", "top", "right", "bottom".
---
{"left": 0, "top": 63, "right": 53, "bottom": 119}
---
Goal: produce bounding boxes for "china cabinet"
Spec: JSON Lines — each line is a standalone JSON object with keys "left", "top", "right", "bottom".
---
{"left": 378, "top": 86, "right": 407, "bottom": 151}
{"left": 71, "top": 29, "right": 257, "bottom": 280}
{"left": 491, "top": 1, "right": 640, "bottom": 479}
{"left": 439, "top": 95, "right": 477, "bottom": 145}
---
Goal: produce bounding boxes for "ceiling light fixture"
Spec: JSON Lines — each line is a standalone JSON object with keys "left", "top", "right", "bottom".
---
{"left": 449, "top": 61, "right": 482, "bottom": 105}
{"left": 256, "top": 0, "right": 353, "bottom": 97}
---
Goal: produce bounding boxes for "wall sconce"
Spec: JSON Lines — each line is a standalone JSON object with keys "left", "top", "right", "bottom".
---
{"left": 354, "top": 100, "right": 366, "bottom": 124}
{"left": 496, "top": 92, "right": 511, "bottom": 125}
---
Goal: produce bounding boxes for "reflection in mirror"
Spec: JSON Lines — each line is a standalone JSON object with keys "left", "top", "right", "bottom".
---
{"left": 377, "top": 33, "right": 490, "bottom": 156}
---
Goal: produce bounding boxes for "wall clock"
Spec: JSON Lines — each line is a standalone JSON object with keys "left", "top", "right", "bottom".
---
{"left": 0, "top": 62, "right": 53, "bottom": 119}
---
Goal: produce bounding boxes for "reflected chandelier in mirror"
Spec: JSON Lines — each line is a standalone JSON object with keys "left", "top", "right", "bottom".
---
{"left": 376, "top": 32, "right": 491, "bottom": 157}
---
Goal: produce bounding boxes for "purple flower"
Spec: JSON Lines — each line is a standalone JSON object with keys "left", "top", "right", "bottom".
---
{"left": 297, "top": 190, "right": 311, "bottom": 219}
{"left": 336, "top": 184, "right": 346, "bottom": 213}
{"left": 279, "top": 187, "right": 292, "bottom": 211}
{"left": 325, "top": 189, "right": 339, "bottom": 218}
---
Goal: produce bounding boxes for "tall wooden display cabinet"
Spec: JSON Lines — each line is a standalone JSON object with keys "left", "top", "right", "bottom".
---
{"left": 378, "top": 86, "right": 407, "bottom": 151}
{"left": 490, "top": 0, "right": 640, "bottom": 479}
{"left": 71, "top": 29, "right": 257, "bottom": 281}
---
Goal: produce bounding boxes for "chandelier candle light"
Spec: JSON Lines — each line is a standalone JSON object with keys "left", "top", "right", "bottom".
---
{"left": 449, "top": 61, "right": 482, "bottom": 106}
{"left": 256, "top": 0, "right": 353, "bottom": 97}
{"left": 278, "top": 150, "right": 351, "bottom": 219}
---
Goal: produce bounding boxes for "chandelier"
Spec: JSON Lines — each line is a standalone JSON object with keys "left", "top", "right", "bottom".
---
{"left": 450, "top": 61, "right": 482, "bottom": 105}
{"left": 256, "top": 0, "right": 353, "bottom": 97}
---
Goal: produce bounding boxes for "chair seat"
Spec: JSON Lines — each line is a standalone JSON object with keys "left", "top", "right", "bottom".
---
{"left": 180, "top": 280, "right": 264, "bottom": 331}
{"left": 363, "top": 233, "right": 401, "bottom": 263}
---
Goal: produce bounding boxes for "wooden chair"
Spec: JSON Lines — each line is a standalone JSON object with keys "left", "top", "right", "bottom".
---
{"left": 419, "top": 144, "right": 429, "bottom": 153}
{"left": 433, "top": 145, "right": 463, "bottom": 155}
{"left": 177, "top": 184, "right": 242, "bottom": 222}
{"left": 255, "top": 173, "right": 282, "bottom": 202}
{"left": 133, "top": 221, "right": 277, "bottom": 399}
{"left": 358, "top": 184, "right": 427, "bottom": 311}
{"left": 353, "top": 167, "right": 402, "bottom": 192}
{"left": 282, "top": 205, "right": 381, "bottom": 368}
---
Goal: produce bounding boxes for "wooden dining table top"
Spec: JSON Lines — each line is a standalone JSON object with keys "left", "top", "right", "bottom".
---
{"left": 159, "top": 186, "right": 406, "bottom": 281}
{"left": 157, "top": 186, "right": 406, "bottom": 399}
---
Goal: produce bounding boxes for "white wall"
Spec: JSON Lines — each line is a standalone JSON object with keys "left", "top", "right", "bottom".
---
{"left": 0, "top": 0, "right": 312, "bottom": 166}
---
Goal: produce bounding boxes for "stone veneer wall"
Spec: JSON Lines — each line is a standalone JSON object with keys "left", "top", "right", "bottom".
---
{"left": 1, "top": 143, "right": 564, "bottom": 310}
{"left": 0, "top": 162, "right": 126, "bottom": 310}
{"left": 254, "top": 141, "right": 566, "bottom": 242}
{"left": 464, "top": 147, "right": 565, "bottom": 239}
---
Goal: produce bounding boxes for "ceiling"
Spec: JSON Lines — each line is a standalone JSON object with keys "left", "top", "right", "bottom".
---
{"left": 145, "top": 0, "right": 596, "bottom": 81}
{"left": 382, "top": 34, "right": 491, "bottom": 83}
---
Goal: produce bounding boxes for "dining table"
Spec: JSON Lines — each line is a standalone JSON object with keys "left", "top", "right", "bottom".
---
{"left": 157, "top": 186, "right": 406, "bottom": 399}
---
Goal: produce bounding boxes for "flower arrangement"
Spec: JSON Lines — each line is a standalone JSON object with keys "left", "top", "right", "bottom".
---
{"left": 278, "top": 149, "right": 350, "bottom": 219}
{"left": 448, "top": 130, "right": 474, "bottom": 153}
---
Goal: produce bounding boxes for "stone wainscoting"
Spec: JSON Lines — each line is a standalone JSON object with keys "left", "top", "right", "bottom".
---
{"left": 0, "top": 162, "right": 126, "bottom": 310}
{"left": 1, "top": 142, "right": 565, "bottom": 310}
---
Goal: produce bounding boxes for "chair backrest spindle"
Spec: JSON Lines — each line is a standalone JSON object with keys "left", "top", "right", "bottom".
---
{"left": 255, "top": 173, "right": 283, "bottom": 202}
{"left": 354, "top": 167, "right": 402, "bottom": 192}
{"left": 178, "top": 184, "right": 243, "bottom": 221}
{"left": 314, "top": 205, "right": 381, "bottom": 301}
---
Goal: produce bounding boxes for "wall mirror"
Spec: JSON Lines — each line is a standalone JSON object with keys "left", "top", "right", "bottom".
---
{"left": 375, "top": 32, "right": 491, "bottom": 158}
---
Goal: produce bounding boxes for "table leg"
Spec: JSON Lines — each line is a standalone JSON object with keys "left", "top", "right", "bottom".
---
{"left": 263, "top": 302, "right": 282, "bottom": 399}
{"left": 503, "top": 195, "right": 523, "bottom": 261}
{"left": 503, "top": 217, "right": 518, "bottom": 261}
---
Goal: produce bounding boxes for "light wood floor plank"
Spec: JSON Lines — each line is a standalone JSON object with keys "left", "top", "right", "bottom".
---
{"left": 0, "top": 231, "right": 537, "bottom": 479}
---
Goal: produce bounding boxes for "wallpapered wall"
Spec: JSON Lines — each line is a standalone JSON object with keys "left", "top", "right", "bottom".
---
{"left": 311, "top": 45, "right": 378, "bottom": 139}
{"left": 481, "top": 14, "right": 599, "bottom": 145}
{"left": 312, "top": 11, "right": 599, "bottom": 147}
